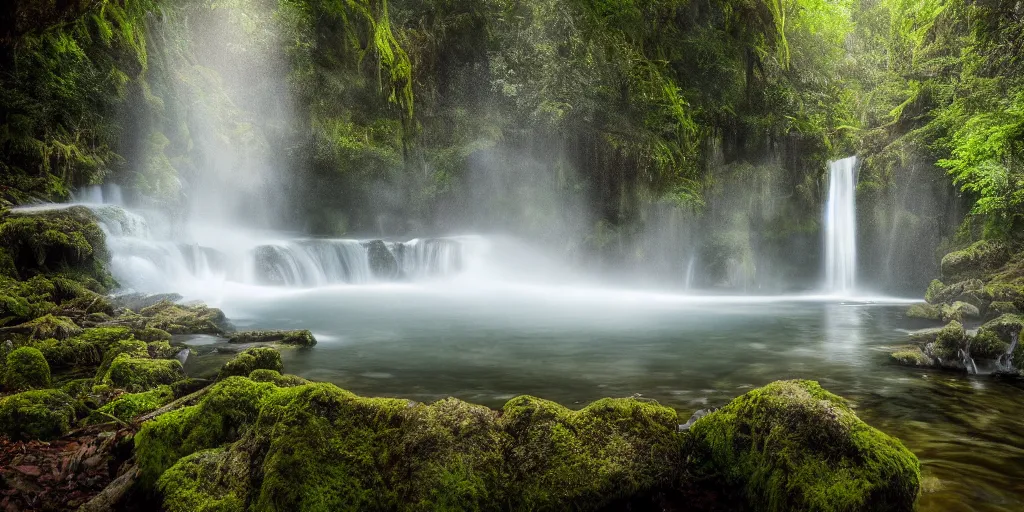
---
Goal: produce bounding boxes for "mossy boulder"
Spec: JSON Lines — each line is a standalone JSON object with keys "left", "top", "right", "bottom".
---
{"left": 227, "top": 329, "right": 317, "bottom": 347}
{"left": 0, "top": 389, "right": 76, "bottom": 440}
{"left": 978, "top": 314, "right": 1024, "bottom": 343}
{"left": 135, "top": 300, "right": 229, "bottom": 335}
{"left": 905, "top": 303, "right": 940, "bottom": 321}
{"left": 94, "top": 339, "right": 148, "bottom": 382}
{"left": 891, "top": 348, "right": 934, "bottom": 367}
{"left": 134, "top": 326, "right": 173, "bottom": 342}
{"left": 103, "top": 355, "right": 185, "bottom": 392}
{"left": 88, "top": 385, "right": 174, "bottom": 424}
{"left": 148, "top": 341, "right": 180, "bottom": 359}
{"left": 687, "top": 380, "right": 919, "bottom": 512}
{"left": 970, "top": 331, "right": 1010, "bottom": 361}
{"left": 940, "top": 301, "right": 980, "bottom": 322}
{"left": 217, "top": 347, "right": 283, "bottom": 380}
{"left": 988, "top": 301, "right": 1020, "bottom": 316}
{"left": 15, "top": 313, "right": 81, "bottom": 340}
{"left": 3, "top": 346, "right": 51, "bottom": 390}
{"left": 940, "top": 240, "right": 1010, "bottom": 280}
{"left": 924, "top": 279, "right": 945, "bottom": 304}
{"left": 247, "top": 369, "right": 309, "bottom": 387}
{"left": 0, "top": 206, "right": 114, "bottom": 287}
{"left": 930, "top": 320, "right": 966, "bottom": 362}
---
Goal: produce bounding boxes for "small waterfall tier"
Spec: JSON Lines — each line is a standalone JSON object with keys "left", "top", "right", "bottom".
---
{"left": 824, "top": 156, "right": 858, "bottom": 294}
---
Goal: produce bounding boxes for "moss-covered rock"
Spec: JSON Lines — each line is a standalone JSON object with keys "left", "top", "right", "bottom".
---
{"left": 227, "top": 329, "right": 317, "bottom": 347}
{"left": 171, "top": 378, "right": 209, "bottom": 398}
{"left": 979, "top": 314, "right": 1024, "bottom": 343}
{"left": 136, "top": 377, "right": 280, "bottom": 484}
{"left": 247, "top": 369, "right": 309, "bottom": 387}
{"left": 687, "top": 380, "right": 919, "bottom": 512}
{"left": 0, "top": 206, "right": 114, "bottom": 287}
{"left": 157, "top": 447, "right": 251, "bottom": 512}
{"left": 217, "top": 347, "right": 282, "bottom": 380}
{"left": 135, "top": 300, "right": 229, "bottom": 335}
{"left": 940, "top": 301, "right": 980, "bottom": 322}
{"left": 970, "top": 331, "right": 1010, "bottom": 361}
{"left": 497, "top": 395, "right": 682, "bottom": 509}
{"left": 148, "top": 341, "right": 179, "bottom": 359}
{"left": 30, "top": 336, "right": 102, "bottom": 369}
{"left": 988, "top": 301, "right": 1020, "bottom": 316}
{"left": 103, "top": 355, "right": 185, "bottom": 392}
{"left": 905, "top": 303, "right": 940, "bottom": 321}
{"left": 0, "top": 389, "right": 76, "bottom": 440}
{"left": 940, "top": 240, "right": 1010, "bottom": 280}
{"left": 3, "top": 346, "right": 51, "bottom": 390}
{"left": 94, "top": 339, "right": 148, "bottom": 382}
{"left": 15, "top": 313, "right": 81, "bottom": 340}
{"left": 134, "top": 326, "right": 173, "bottom": 342}
{"left": 931, "top": 320, "right": 966, "bottom": 362}
{"left": 88, "top": 385, "right": 174, "bottom": 424}
{"left": 924, "top": 279, "right": 945, "bottom": 304}
{"left": 890, "top": 348, "right": 934, "bottom": 367}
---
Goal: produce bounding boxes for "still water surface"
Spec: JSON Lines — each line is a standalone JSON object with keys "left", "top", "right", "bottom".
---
{"left": 184, "top": 284, "right": 1024, "bottom": 511}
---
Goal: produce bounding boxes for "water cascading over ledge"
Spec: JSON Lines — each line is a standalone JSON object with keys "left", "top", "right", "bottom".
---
{"left": 825, "top": 156, "right": 858, "bottom": 294}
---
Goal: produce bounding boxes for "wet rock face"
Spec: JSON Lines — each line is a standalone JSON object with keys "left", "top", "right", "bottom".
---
{"left": 138, "top": 378, "right": 919, "bottom": 512}
{"left": 252, "top": 245, "right": 290, "bottom": 286}
{"left": 228, "top": 330, "right": 317, "bottom": 347}
{"left": 363, "top": 240, "right": 399, "bottom": 279}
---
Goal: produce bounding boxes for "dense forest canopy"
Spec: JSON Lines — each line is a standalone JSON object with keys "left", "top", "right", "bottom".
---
{"left": 0, "top": 0, "right": 1021, "bottom": 289}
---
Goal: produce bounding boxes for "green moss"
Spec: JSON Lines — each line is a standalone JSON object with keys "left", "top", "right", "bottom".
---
{"left": 0, "top": 275, "right": 57, "bottom": 325}
{"left": 89, "top": 385, "right": 174, "bottom": 423}
{"left": 497, "top": 395, "right": 682, "bottom": 509}
{"left": 247, "top": 369, "right": 309, "bottom": 387}
{"left": 932, "top": 320, "right": 966, "bottom": 361}
{"left": 171, "top": 378, "right": 208, "bottom": 398}
{"left": 988, "top": 301, "right": 1019, "bottom": 316}
{"left": 940, "top": 240, "right": 1010, "bottom": 280}
{"left": 60, "top": 377, "right": 95, "bottom": 399}
{"left": 979, "top": 314, "right": 1024, "bottom": 343}
{"left": 905, "top": 303, "right": 940, "bottom": 321}
{"left": 148, "top": 341, "right": 179, "bottom": 359}
{"left": 136, "top": 376, "right": 279, "bottom": 484}
{"left": 134, "top": 327, "right": 173, "bottom": 342}
{"left": 0, "top": 389, "right": 76, "bottom": 440}
{"left": 75, "top": 326, "right": 134, "bottom": 345}
{"left": 940, "top": 301, "right": 980, "bottom": 323}
{"left": 4, "top": 346, "right": 51, "bottom": 390}
{"left": 924, "top": 280, "right": 945, "bottom": 304}
{"left": 103, "top": 355, "right": 185, "bottom": 392}
{"left": 17, "top": 313, "right": 81, "bottom": 340}
{"left": 228, "top": 329, "right": 317, "bottom": 347}
{"left": 0, "top": 248, "right": 15, "bottom": 278}
{"left": 0, "top": 207, "right": 114, "bottom": 287}
{"left": 136, "top": 300, "right": 228, "bottom": 335}
{"left": 217, "top": 347, "right": 282, "bottom": 380}
{"left": 94, "top": 339, "right": 148, "bottom": 382}
{"left": 157, "top": 448, "right": 250, "bottom": 512}
{"left": 970, "top": 331, "right": 1009, "bottom": 360}
{"left": 890, "top": 348, "right": 934, "bottom": 367}
{"left": 31, "top": 336, "right": 103, "bottom": 369}
{"left": 687, "top": 380, "right": 920, "bottom": 512}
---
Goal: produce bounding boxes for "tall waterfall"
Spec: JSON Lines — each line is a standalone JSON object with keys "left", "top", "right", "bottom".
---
{"left": 824, "top": 156, "right": 858, "bottom": 293}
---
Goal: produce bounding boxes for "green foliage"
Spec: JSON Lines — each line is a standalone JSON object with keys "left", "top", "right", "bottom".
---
{"left": 0, "top": 389, "right": 76, "bottom": 440}
{"left": 687, "top": 380, "right": 920, "bottom": 512}
{"left": 3, "top": 346, "right": 51, "bottom": 390}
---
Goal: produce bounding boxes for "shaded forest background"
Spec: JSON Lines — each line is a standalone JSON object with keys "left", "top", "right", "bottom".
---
{"left": 1, "top": 0, "right": 1021, "bottom": 292}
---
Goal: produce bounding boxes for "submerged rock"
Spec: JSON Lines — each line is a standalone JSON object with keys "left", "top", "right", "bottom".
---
{"left": 227, "top": 329, "right": 317, "bottom": 347}
{"left": 890, "top": 347, "right": 934, "bottom": 367}
{"left": 136, "top": 378, "right": 919, "bottom": 512}
{"left": 687, "top": 380, "right": 919, "bottom": 512}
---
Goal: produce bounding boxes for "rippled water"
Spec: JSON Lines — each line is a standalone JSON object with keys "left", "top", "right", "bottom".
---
{"left": 177, "top": 284, "right": 1024, "bottom": 511}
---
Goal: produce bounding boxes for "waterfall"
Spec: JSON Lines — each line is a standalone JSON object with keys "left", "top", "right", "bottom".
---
{"left": 683, "top": 255, "right": 697, "bottom": 291}
{"left": 825, "top": 157, "right": 858, "bottom": 293}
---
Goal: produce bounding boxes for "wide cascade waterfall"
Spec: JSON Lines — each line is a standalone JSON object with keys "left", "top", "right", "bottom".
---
{"left": 824, "top": 156, "right": 858, "bottom": 293}
{"left": 24, "top": 187, "right": 477, "bottom": 294}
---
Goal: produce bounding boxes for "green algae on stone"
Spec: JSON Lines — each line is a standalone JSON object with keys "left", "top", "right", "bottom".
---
{"left": 0, "top": 389, "right": 76, "bottom": 440}
{"left": 228, "top": 329, "right": 317, "bottom": 347}
{"left": 217, "top": 347, "right": 282, "bottom": 380}
{"left": 932, "top": 320, "right": 966, "bottom": 361}
{"left": 3, "top": 346, "right": 51, "bottom": 390}
{"left": 687, "top": 380, "right": 920, "bottom": 512}
{"left": 88, "top": 385, "right": 174, "bottom": 423}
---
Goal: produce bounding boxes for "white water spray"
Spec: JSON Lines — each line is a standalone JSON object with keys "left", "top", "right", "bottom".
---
{"left": 825, "top": 157, "right": 858, "bottom": 294}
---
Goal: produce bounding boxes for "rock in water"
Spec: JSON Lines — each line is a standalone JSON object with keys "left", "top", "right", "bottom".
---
{"left": 363, "top": 240, "right": 398, "bottom": 279}
{"left": 228, "top": 329, "right": 317, "bottom": 347}
{"left": 252, "top": 245, "right": 290, "bottom": 286}
{"left": 687, "top": 380, "right": 919, "bottom": 512}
